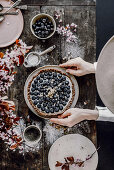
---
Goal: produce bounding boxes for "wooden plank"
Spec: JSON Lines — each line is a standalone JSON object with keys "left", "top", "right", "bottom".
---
{"left": 20, "top": 0, "right": 96, "bottom": 6}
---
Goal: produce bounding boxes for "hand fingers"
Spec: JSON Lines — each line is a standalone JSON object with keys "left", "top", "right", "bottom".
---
{"left": 66, "top": 69, "right": 82, "bottom": 76}
{"left": 59, "top": 59, "right": 79, "bottom": 68}
{"left": 60, "top": 111, "right": 71, "bottom": 118}
{"left": 50, "top": 118, "right": 68, "bottom": 126}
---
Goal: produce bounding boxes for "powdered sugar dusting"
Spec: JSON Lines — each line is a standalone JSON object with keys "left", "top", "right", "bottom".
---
{"left": 43, "top": 121, "right": 64, "bottom": 144}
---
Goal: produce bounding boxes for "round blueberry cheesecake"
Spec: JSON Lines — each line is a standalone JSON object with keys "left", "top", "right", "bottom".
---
{"left": 27, "top": 69, "right": 75, "bottom": 118}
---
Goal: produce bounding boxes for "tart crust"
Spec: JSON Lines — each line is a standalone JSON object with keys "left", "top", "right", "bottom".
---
{"left": 27, "top": 69, "right": 75, "bottom": 118}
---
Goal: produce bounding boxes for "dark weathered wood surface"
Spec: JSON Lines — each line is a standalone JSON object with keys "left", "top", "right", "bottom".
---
{"left": 0, "top": 0, "right": 96, "bottom": 170}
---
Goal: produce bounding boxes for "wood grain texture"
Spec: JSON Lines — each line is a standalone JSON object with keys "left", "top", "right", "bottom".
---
{"left": 0, "top": 1, "right": 96, "bottom": 170}
{"left": 20, "top": 0, "right": 96, "bottom": 6}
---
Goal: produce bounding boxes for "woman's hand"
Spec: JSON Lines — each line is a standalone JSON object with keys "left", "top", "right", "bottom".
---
{"left": 50, "top": 108, "right": 99, "bottom": 127}
{"left": 59, "top": 57, "right": 95, "bottom": 76}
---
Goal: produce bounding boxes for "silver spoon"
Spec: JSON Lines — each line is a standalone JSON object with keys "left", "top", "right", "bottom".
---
{"left": 0, "top": 0, "right": 21, "bottom": 22}
{"left": 0, "top": 4, "right": 27, "bottom": 12}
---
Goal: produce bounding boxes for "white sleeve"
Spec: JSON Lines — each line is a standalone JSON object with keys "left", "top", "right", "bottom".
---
{"left": 94, "top": 62, "right": 114, "bottom": 122}
{"left": 94, "top": 62, "right": 97, "bottom": 70}
{"left": 96, "top": 106, "right": 114, "bottom": 122}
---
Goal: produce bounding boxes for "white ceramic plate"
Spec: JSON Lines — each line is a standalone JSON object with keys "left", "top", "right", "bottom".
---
{"left": 48, "top": 134, "right": 98, "bottom": 170}
{"left": 24, "top": 65, "right": 79, "bottom": 119}
{"left": 0, "top": 0, "right": 24, "bottom": 48}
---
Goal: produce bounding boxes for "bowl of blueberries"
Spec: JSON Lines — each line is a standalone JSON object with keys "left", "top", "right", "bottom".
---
{"left": 30, "top": 13, "right": 56, "bottom": 39}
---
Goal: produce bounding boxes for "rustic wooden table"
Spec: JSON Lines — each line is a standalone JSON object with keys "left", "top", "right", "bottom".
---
{"left": 1, "top": 0, "right": 96, "bottom": 169}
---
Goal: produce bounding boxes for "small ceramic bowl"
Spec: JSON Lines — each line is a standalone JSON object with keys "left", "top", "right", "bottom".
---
{"left": 23, "top": 125, "right": 42, "bottom": 146}
{"left": 30, "top": 13, "right": 56, "bottom": 40}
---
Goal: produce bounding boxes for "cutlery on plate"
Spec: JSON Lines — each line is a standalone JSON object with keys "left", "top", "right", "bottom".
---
{"left": 0, "top": 0, "right": 21, "bottom": 22}
{"left": 0, "top": 4, "right": 27, "bottom": 12}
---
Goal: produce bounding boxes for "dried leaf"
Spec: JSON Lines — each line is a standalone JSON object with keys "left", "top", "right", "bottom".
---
{"left": 14, "top": 117, "right": 20, "bottom": 122}
{"left": 76, "top": 161, "right": 84, "bottom": 167}
{"left": 67, "top": 156, "right": 74, "bottom": 163}
{"left": 10, "top": 143, "right": 18, "bottom": 150}
{"left": 0, "top": 52, "right": 4, "bottom": 58}
{"left": 62, "top": 164, "right": 69, "bottom": 170}
{"left": 16, "top": 39, "right": 20, "bottom": 45}
{"left": 55, "top": 161, "right": 62, "bottom": 167}
{"left": 12, "top": 71, "right": 17, "bottom": 75}
{"left": 18, "top": 55, "right": 24, "bottom": 65}
{"left": 0, "top": 102, "right": 10, "bottom": 111}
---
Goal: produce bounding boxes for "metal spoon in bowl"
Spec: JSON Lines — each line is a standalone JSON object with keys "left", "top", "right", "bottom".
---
{"left": 0, "top": 4, "right": 27, "bottom": 12}
{"left": 0, "top": 0, "right": 21, "bottom": 22}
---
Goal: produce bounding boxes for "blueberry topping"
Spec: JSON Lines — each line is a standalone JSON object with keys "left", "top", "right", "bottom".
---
{"left": 55, "top": 107, "right": 59, "bottom": 112}
{"left": 32, "top": 96, "right": 36, "bottom": 100}
{"left": 34, "top": 100, "right": 38, "bottom": 105}
{"left": 59, "top": 105, "right": 63, "bottom": 110}
{"left": 41, "top": 106, "right": 45, "bottom": 111}
{"left": 31, "top": 88, "right": 35, "bottom": 92}
{"left": 36, "top": 76, "right": 40, "bottom": 80}
{"left": 37, "top": 104, "right": 41, "bottom": 108}
{"left": 39, "top": 79, "right": 43, "bottom": 83}
{"left": 32, "top": 83, "right": 36, "bottom": 88}
{"left": 65, "top": 80, "right": 69, "bottom": 85}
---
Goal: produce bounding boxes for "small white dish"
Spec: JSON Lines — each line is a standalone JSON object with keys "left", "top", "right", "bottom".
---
{"left": 24, "top": 52, "right": 41, "bottom": 67}
{"left": 24, "top": 45, "right": 56, "bottom": 68}
{"left": 30, "top": 13, "right": 56, "bottom": 40}
{"left": 23, "top": 125, "right": 42, "bottom": 147}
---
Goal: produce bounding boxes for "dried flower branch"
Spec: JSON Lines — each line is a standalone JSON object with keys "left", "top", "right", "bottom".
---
{"left": 0, "top": 40, "right": 32, "bottom": 150}
{"left": 55, "top": 147, "right": 99, "bottom": 170}
{"left": 0, "top": 39, "right": 32, "bottom": 94}
{"left": 54, "top": 11, "right": 77, "bottom": 43}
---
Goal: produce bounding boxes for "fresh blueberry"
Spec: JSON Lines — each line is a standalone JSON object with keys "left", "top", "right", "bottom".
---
{"left": 40, "top": 73, "right": 44, "bottom": 78}
{"left": 44, "top": 72, "right": 48, "bottom": 76}
{"left": 59, "top": 105, "right": 63, "bottom": 110}
{"left": 67, "top": 94, "right": 70, "bottom": 98}
{"left": 41, "top": 106, "right": 45, "bottom": 111}
{"left": 32, "top": 83, "right": 36, "bottom": 88}
{"left": 62, "top": 76, "right": 66, "bottom": 81}
{"left": 31, "top": 88, "right": 35, "bottom": 92}
{"left": 34, "top": 79, "right": 38, "bottom": 84}
{"left": 58, "top": 73, "right": 62, "bottom": 78}
{"left": 67, "top": 90, "right": 71, "bottom": 94}
{"left": 65, "top": 97, "right": 68, "bottom": 102}
{"left": 34, "top": 100, "right": 38, "bottom": 105}
{"left": 36, "top": 76, "right": 40, "bottom": 80}
{"left": 64, "top": 88, "right": 67, "bottom": 92}
{"left": 39, "top": 79, "right": 43, "bottom": 83}
{"left": 32, "top": 24, "right": 36, "bottom": 29}
{"left": 38, "top": 100, "right": 42, "bottom": 104}
{"left": 45, "top": 108, "right": 49, "bottom": 113}
{"left": 55, "top": 107, "right": 59, "bottom": 112}
{"left": 63, "top": 101, "right": 66, "bottom": 106}
{"left": 53, "top": 72, "right": 57, "bottom": 77}
{"left": 50, "top": 108, "right": 54, "bottom": 113}
{"left": 32, "top": 96, "right": 36, "bottom": 100}
{"left": 45, "top": 31, "right": 49, "bottom": 35}
{"left": 43, "top": 103, "right": 47, "bottom": 107}
{"left": 37, "top": 104, "right": 41, "bottom": 108}
{"left": 65, "top": 80, "right": 69, "bottom": 85}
